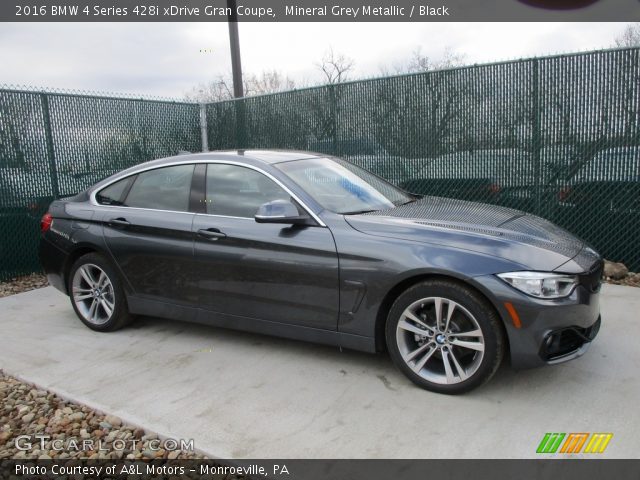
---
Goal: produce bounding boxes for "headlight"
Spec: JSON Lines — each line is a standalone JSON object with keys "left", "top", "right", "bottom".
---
{"left": 496, "top": 271, "right": 578, "bottom": 299}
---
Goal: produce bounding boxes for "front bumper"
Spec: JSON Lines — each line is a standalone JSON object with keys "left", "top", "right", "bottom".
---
{"left": 541, "top": 316, "right": 600, "bottom": 364}
{"left": 473, "top": 269, "right": 602, "bottom": 369}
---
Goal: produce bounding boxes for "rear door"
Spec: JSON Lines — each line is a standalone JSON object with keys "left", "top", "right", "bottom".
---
{"left": 98, "top": 164, "right": 197, "bottom": 306}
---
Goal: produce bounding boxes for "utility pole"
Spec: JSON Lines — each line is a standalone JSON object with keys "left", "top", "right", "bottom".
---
{"left": 227, "top": 0, "right": 243, "bottom": 99}
{"left": 226, "top": 0, "right": 246, "bottom": 147}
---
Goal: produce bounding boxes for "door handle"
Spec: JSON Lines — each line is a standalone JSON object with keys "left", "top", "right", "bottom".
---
{"left": 197, "top": 228, "right": 227, "bottom": 240}
{"left": 108, "top": 217, "right": 130, "bottom": 227}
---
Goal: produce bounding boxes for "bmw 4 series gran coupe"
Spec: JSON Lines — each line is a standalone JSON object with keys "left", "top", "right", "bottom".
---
{"left": 39, "top": 150, "right": 602, "bottom": 394}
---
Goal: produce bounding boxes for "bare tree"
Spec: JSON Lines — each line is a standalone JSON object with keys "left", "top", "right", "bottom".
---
{"left": 586, "top": 23, "right": 640, "bottom": 146}
{"left": 185, "top": 75, "right": 234, "bottom": 103}
{"left": 380, "top": 47, "right": 466, "bottom": 76}
{"left": 185, "top": 70, "right": 296, "bottom": 103}
{"left": 0, "top": 104, "right": 25, "bottom": 168}
{"left": 615, "top": 23, "right": 640, "bottom": 47}
{"left": 316, "top": 47, "right": 355, "bottom": 84}
{"left": 245, "top": 70, "right": 296, "bottom": 96}
{"left": 300, "top": 48, "right": 356, "bottom": 147}
{"left": 404, "top": 47, "right": 466, "bottom": 73}
{"left": 370, "top": 47, "right": 471, "bottom": 157}
{"left": 607, "top": 33, "right": 640, "bottom": 142}
{"left": 0, "top": 96, "right": 45, "bottom": 170}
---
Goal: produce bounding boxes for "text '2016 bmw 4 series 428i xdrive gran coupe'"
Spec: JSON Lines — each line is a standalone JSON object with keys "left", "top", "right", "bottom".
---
{"left": 39, "top": 150, "right": 602, "bottom": 394}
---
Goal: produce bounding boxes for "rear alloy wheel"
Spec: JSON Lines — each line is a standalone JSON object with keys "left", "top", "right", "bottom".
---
{"left": 69, "top": 253, "right": 133, "bottom": 331}
{"left": 386, "top": 280, "right": 504, "bottom": 394}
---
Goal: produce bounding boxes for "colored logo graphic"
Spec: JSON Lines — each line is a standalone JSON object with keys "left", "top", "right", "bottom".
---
{"left": 537, "top": 433, "right": 613, "bottom": 454}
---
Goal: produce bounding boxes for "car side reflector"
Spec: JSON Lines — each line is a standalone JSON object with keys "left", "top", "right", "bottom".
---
{"left": 41, "top": 213, "right": 53, "bottom": 233}
{"left": 504, "top": 302, "right": 522, "bottom": 328}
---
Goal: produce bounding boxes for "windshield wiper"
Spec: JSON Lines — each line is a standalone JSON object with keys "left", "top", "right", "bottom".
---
{"left": 396, "top": 198, "right": 417, "bottom": 207}
{"left": 343, "top": 209, "right": 379, "bottom": 215}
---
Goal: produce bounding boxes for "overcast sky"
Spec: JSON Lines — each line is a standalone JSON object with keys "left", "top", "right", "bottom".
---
{"left": 0, "top": 22, "right": 633, "bottom": 98}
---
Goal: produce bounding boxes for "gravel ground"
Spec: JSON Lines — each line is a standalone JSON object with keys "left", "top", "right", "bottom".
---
{"left": 604, "top": 271, "right": 640, "bottom": 288}
{"left": 0, "top": 273, "right": 49, "bottom": 298}
{"left": 0, "top": 372, "right": 206, "bottom": 460}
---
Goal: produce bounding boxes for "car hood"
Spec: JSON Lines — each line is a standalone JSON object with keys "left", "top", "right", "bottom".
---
{"left": 345, "top": 196, "right": 591, "bottom": 272}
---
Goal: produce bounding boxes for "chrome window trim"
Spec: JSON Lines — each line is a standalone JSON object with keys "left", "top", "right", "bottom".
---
{"left": 90, "top": 159, "right": 327, "bottom": 227}
{"left": 94, "top": 205, "right": 190, "bottom": 216}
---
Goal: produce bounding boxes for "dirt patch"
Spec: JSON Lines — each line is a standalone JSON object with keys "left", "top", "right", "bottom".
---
{"left": 604, "top": 272, "right": 640, "bottom": 288}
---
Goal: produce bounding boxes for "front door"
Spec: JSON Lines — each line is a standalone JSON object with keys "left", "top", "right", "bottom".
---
{"left": 191, "top": 163, "right": 339, "bottom": 330}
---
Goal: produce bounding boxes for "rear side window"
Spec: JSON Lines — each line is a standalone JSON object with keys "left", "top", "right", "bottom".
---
{"left": 96, "top": 178, "right": 131, "bottom": 206}
{"left": 124, "top": 165, "right": 194, "bottom": 212}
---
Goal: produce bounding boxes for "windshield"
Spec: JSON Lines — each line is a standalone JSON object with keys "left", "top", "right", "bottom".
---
{"left": 276, "top": 157, "right": 413, "bottom": 214}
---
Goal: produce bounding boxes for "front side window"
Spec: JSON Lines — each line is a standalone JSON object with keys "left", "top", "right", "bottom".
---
{"left": 124, "top": 164, "right": 194, "bottom": 212}
{"left": 205, "top": 164, "right": 291, "bottom": 218}
{"left": 276, "top": 157, "right": 412, "bottom": 214}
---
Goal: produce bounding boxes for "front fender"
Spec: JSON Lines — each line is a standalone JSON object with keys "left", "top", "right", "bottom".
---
{"left": 331, "top": 218, "right": 528, "bottom": 338}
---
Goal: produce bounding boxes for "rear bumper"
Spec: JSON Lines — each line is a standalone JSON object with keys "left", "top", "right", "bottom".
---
{"left": 473, "top": 272, "right": 601, "bottom": 369}
{"left": 39, "top": 236, "right": 68, "bottom": 294}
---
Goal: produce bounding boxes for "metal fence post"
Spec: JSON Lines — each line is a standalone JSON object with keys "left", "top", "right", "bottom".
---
{"left": 531, "top": 58, "right": 542, "bottom": 216}
{"left": 236, "top": 98, "right": 247, "bottom": 148}
{"left": 40, "top": 93, "right": 60, "bottom": 199}
{"left": 329, "top": 84, "right": 338, "bottom": 155}
{"left": 199, "top": 103, "right": 209, "bottom": 152}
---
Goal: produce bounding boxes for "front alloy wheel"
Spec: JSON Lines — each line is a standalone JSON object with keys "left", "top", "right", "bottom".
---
{"left": 386, "top": 280, "right": 504, "bottom": 394}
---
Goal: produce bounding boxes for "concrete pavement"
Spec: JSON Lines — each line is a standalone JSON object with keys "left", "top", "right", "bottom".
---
{"left": 0, "top": 284, "right": 638, "bottom": 458}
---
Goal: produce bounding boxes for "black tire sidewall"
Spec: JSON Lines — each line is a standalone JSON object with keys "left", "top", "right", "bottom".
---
{"left": 68, "top": 253, "right": 129, "bottom": 332}
{"left": 386, "top": 280, "right": 504, "bottom": 394}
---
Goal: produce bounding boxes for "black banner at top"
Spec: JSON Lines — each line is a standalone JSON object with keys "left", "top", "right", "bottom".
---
{"left": 1, "top": 0, "right": 639, "bottom": 22}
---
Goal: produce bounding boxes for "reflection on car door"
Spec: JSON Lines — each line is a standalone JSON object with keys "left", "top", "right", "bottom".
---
{"left": 100, "top": 164, "right": 197, "bottom": 306}
{"left": 191, "top": 163, "right": 340, "bottom": 330}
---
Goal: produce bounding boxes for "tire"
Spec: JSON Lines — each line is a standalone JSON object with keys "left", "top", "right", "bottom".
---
{"left": 386, "top": 279, "right": 505, "bottom": 394}
{"left": 68, "top": 253, "right": 133, "bottom": 332}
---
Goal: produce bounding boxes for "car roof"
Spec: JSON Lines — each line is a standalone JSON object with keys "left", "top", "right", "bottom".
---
{"left": 166, "top": 149, "right": 321, "bottom": 165}
{"left": 88, "top": 150, "right": 325, "bottom": 192}
{"left": 120, "top": 150, "right": 322, "bottom": 173}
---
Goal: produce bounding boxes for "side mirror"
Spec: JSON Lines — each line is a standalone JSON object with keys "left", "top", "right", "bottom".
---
{"left": 255, "top": 200, "right": 313, "bottom": 225}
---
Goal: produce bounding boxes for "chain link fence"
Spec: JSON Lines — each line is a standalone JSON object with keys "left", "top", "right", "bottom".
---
{"left": 1, "top": 47, "right": 639, "bottom": 281}
{"left": 0, "top": 87, "right": 201, "bottom": 280}
{"left": 207, "top": 47, "right": 640, "bottom": 270}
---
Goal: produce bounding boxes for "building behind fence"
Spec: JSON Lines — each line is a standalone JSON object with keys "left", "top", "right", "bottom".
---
{"left": 1, "top": 47, "right": 639, "bottom": 281}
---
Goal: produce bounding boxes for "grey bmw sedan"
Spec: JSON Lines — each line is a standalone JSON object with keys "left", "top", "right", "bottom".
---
{"left": 39, "top": 150, "right": 602, "bottom": 394}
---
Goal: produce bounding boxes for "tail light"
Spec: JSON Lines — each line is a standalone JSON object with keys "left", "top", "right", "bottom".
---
{"left": 559, "top": 187, "right": 572, "bottom": 201}
{"left": 489, "top": 183, "right": 501, "bottom": 194}
{"left": 41, "top": 213, "right": 53, "bottom": 233}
